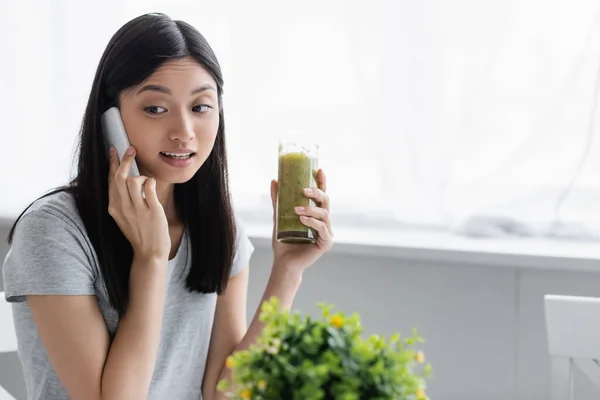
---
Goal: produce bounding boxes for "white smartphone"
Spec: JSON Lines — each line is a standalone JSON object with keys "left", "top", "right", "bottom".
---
{"left": 101, "top": 107, "right": 140, "bottom": 177}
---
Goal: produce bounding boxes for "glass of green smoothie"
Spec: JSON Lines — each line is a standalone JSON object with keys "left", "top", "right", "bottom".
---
{"left": 276, "top": 139, "right": 319, "bottom": 244}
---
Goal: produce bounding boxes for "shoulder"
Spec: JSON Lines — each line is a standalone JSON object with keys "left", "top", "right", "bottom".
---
{"left": 11, "top": 189, "right": 94, "bottom": 261}
{"left": 3, "top": 190, "right": 98, "bottom": 302}
{"left": 11, "top": 189, "right": 93, "bottom": 247}
{"left": 20, "top": 189, "right": 83, "bottom": 231}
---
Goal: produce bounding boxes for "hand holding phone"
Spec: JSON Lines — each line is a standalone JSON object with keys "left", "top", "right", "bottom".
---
{"left": 102, "top": 107, "right": 169, "bottom": 259}
{"left": 107, "top": 146, "right": 170, "bottom": 261}
{"left": 101, "top": 107, "right": 140, "bottom": 177}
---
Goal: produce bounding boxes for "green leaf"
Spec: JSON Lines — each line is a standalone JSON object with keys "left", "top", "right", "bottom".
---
{"left": 222, "top": 300, "right": 430, "bottom": 399}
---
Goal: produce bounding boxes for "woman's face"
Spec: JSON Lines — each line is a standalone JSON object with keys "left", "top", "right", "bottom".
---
{"left": 118, "top": 56, "right": 220, "bottom": 184}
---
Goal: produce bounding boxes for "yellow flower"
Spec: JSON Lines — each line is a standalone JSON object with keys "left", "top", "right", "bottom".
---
{"left": 414, "top": 351, "right": 425, "bottom": 363}
{"left": 257, "top": 379, "right": 267, "bottom": 390}
{"left": 416, "top": 387, "right": 426, "bottom": 399}
{"left": 241, "top": 389, "right": 252, "bottom": 399}
{"left": 330, "top": 315, "right": 344, "bottom": 328}
{"left": 225, "top": 357, "right": 234, "bottom": 369}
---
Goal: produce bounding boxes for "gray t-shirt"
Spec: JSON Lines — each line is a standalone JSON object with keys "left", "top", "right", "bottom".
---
{"left": 2, "top": 191, "right": 254, "bottom": 400}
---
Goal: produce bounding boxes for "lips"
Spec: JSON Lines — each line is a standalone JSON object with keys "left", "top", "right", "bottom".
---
{"left": 159, "top": 151, "right": 196, "bottom": 168}
{"left": 159, "top": 151, "right": 196, "bottom": 159}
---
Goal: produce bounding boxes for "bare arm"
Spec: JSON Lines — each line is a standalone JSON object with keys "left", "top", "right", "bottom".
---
{"left": 102, "top": 256, "right": 167, "bottom": 397}
{"left": 202, "top": 264, "right": 302, "bottom": 400}
{"left": 26, "top": 146, "right": 172, "bottom": 400}
{"left": 203, "top": 173, "right": 333, "bottom": 399}
{"left": 27, "top": 255, "right": 168, "bottom": 400}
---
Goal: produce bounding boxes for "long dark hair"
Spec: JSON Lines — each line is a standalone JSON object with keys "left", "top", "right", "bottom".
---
{"left": 8, "top": 13, "right": 236, "bottom": 317}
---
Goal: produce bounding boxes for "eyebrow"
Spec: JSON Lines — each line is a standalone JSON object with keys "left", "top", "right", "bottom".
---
{"left": 136, "top": 83, "right": 217, "bottom": 95}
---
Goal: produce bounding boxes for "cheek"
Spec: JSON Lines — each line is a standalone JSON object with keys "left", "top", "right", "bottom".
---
{"left": 123, "top": 120, "right": 157, "bottom": 150}
{"left": 127, "top": 133, "right": 149, "bottom": 151}
{"left": 198, "top": 117, "right": 220, "bottom": 144}
{"left": 128, "top": 133, "right": 160, "bottom": 168}
{"left": 125, "top": 128, "right": 164, "bottom": 172}
{"left": 193, "top": 119, "right": 219, "bottom": 165}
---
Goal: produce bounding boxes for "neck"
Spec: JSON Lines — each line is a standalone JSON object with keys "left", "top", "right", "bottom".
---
{"left": 154, "top": 180, "right": 179, "bottom": 226}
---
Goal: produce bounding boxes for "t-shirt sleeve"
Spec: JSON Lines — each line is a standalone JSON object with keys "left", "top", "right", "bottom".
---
{"left": 230, "top": 215, "right": 255, "bottom": 277}
{"left": 2, "top": 209, "right": 97, "bottom": 303}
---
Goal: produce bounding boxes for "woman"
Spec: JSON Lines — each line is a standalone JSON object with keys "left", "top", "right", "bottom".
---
{"left": 2, "top": 13, "right": 333, "bottom": 400}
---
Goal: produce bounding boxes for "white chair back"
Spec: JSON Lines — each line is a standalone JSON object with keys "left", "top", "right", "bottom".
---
{"left": 545, "top": 294, "right": 600, "bottom": 400}
{"left": 0, "top": 292, "right": 17, "bottom": 400}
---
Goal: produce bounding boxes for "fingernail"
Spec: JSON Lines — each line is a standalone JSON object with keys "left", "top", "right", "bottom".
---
{"left": 126, "top": 146, "right": 135, "bottom": 155}
{"left": 303, "top": 188, "right": 312, "bottom": 194}
{"left": 300, "top": 216, "right": 309, "bottom": 221}
{"left": 295, "top": 206, "right": 305, "bottom": 212}
{"left": 109, "top": 147, "right": 116, "bottom": 156}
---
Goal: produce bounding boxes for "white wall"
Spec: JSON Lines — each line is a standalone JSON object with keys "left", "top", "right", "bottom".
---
{"left": 2, "top": 220, "right": 600, "bottom": 399}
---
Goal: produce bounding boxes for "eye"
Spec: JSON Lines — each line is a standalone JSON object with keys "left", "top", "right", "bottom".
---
{"left": 192, "top": 104, "right": 213, "bottom": 113}
{"left": 144, "top": 106, "right": 167, "bottom": 114}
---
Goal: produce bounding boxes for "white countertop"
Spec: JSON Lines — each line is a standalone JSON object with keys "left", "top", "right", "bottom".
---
{"left": 246, "top": 223, "right": 600, "bottom": 272}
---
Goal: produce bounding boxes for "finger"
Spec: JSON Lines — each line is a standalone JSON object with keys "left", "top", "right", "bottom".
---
{"left": 115, "top": 146, "right": 137, "bottom": 205}
{"left": 117, "top": 146, "right": 137, "bottom": 179}
{"left": 126, "top": 176, "right": 149, "bottom": 209}
{"left": 114, "top": 148, "right": 137, "bottom": 206}
{"left": 108, "top": 147, "right": 122, "bottom": 208}
{"left": 299, "top": 216, "right": 332, "bottom": 242}
{"left": 316, "top": 169, "right": 327, "bottom": 193}
{"left": 303, "top": 187, "right": 330, "bottom": 210}
{"left": 295, "top": 205, "right": 329, "bottom": 221}
{"left": 271, "top": 179, "right": 278, "bottom": 224}
{"left": 144, "top": 178, "right": 162, "bottom": 211}
{"left": 296, "top": 206, "right": 332, "bottom": 237}
{"left": 271, "top": 180, "right": 278, "bottom": 212}
{"left": 108, "top": 147, "right": 119, "bottom": 183}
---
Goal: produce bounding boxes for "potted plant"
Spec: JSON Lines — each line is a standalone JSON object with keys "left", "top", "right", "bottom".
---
{"left": 219, "top": 297, "right": 432, "bottom": 400}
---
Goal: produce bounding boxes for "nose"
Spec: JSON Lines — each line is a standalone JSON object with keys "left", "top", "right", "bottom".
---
{"left": 168, "top": 112, "right": 195, "bottom": 142}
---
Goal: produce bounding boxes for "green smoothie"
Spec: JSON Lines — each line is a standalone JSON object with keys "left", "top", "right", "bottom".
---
{"left": 277, "top": 151, "right": 318, "bottom": 243}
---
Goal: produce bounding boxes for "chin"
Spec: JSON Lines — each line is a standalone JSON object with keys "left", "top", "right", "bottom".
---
{"left": 153, "top": 158, "right": 207, "bottom": 184}
{"left": 157, "top": 168, "right": 201, "bottom": 185}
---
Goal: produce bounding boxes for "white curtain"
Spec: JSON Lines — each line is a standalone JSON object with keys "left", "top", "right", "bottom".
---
{"left": 2, "top": 0, "right": 600, "bottom": 241}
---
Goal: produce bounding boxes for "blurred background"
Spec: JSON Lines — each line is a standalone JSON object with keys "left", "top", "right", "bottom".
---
{"left": 3, "top": 0, "right": 600, "bottom": 399}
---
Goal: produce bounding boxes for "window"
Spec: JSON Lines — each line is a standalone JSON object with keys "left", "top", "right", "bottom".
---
{"left": 3, "top": 0, "right": 600, "bottom": 241}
